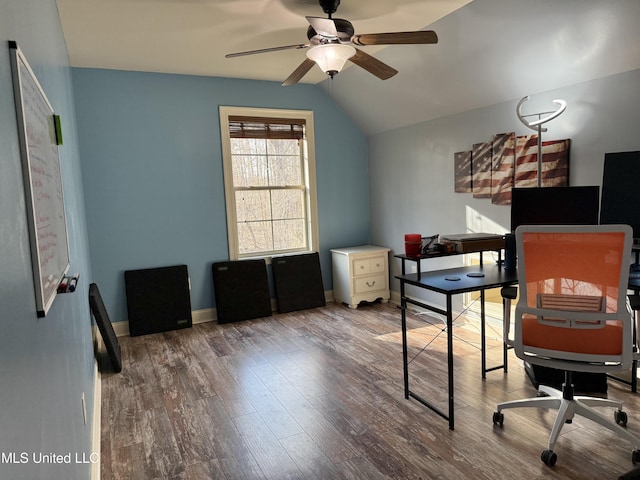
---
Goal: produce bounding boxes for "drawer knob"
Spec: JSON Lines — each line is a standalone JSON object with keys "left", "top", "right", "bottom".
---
{"left": 366, "top": 280, "right": 376, "bottom": 287}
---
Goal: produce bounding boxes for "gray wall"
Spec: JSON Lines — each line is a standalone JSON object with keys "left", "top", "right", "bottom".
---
{"left": 369, "top": 68, "right": 640, "bottom": 309}
{"left": 0, "top": 1, "right": 95, "bottom": 479}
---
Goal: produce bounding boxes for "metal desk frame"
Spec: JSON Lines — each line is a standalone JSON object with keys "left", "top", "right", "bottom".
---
{"left": 397, "top": 263, "right": 518, "bottom": 430}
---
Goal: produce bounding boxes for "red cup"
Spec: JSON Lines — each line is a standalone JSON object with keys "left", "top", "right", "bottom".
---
{"left": 404, "top": 234, "right": 422, "bottom": 256}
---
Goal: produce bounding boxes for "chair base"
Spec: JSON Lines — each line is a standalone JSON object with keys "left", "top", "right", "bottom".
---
{"left": 494, "top": 377, "right": 640, "bottom": 466}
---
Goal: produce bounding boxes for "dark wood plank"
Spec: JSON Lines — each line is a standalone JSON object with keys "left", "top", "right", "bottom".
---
{"left": 198, "top": 395, "right": 266, "bottom": 480}
{"left": 102, "top": 301, "right": 640, "bottom": 479}
{"left": 140, "top": 406, "right": 186, "bottom": 479}
{"left": 232, "top": 412, "right": 303, "bottom": 478}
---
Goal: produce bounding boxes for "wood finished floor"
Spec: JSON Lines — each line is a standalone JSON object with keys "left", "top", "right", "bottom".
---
{"left": 101, "top": 301, "right": 640, "bottom": 479}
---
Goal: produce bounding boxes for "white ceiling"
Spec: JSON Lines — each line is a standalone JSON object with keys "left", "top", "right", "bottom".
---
{"left": 56, "top": 0, "right": 470, "bottom": 83}
{"left": 327, "top": 0, "right": 640, "bottom": 134}
{"left": 56, "top": 0, "right": 640, "bottom": 135}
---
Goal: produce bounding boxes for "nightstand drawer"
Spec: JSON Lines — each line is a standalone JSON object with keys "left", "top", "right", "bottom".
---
{"left": 369, "top": 256, "right": 386, "bottom": 273}
{"left": 352, "top": 256, "right": 386, "bottom": 276}
{"left": 354, "top": 274, "right": 386, "bottom": 294}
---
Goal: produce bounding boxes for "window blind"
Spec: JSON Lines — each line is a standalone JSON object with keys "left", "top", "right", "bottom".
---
{"left": 228, "top": 115, "right": 305, "bottom": 140}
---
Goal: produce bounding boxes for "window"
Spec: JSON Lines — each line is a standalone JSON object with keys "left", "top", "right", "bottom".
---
{"left": 220, "top": 107, "right": 319, "bottom": 260}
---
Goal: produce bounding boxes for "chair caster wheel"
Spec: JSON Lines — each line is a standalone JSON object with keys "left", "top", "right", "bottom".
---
{"left": 632, "top": 449, "right": 640, "bottom": 465}
{"left": 541, "top": 449, "right": 557, "bottom": 466}
{"left": 615, "top": 410, "right": 628, "bottom": 426}
{"left": 493, "top": 411, "right": 504, "bottom": 426}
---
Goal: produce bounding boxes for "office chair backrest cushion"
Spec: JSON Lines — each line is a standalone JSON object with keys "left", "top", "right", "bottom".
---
{"left": 517, "top": 227, "right": 630, "bottom": 357}
{"left": 521, "top": 315, "right": 623, "bottom": 355}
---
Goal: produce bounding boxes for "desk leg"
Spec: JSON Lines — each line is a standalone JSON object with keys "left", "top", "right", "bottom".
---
{"left": 633, "top": 305, "right": 638, "bottom": 393}
{"left": 480, "top": 290, "right": 486, "bottom": 379}
{"left": 447, "top": 295, "right": 455, "bottom": 430}
{"left": 401, "top": 282, "right": 409, "bottom": 399}
{"left": 503, "top": 334, "right": 509, "bottom": 374}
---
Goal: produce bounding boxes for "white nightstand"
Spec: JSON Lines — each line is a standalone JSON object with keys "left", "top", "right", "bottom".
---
{"left": 330, "top": 245, "right": 390, "bottom": 309}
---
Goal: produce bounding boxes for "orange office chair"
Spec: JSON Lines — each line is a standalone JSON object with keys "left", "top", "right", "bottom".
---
{"left": 493, "top": 225, "right": 640, "bottom": 467}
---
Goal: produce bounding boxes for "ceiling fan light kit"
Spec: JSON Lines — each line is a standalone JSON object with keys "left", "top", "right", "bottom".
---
{"left": 306, "top": 44, "right": 356, "bottom": 77}
{"left": 225, "top": 0, "right": 438, "bottom": 86}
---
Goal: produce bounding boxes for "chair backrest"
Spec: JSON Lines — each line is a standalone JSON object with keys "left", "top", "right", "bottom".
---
{"left": 514, "top": 224, "right": 633, "bottom": 373}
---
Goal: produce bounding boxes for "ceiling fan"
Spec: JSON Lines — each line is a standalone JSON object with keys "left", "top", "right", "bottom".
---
{"left": 225, "top": 0, "right": 438, "bottom": 86}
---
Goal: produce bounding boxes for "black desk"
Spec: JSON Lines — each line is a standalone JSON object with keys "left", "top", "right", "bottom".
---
{"left": 397, "top": 263, "right": 518, "bottom": 430}
{"left": 395, "top": 247, "right": 502, "bottom": 280}
{"left": 610, "top": 267, "right": 640, "bottom": 392}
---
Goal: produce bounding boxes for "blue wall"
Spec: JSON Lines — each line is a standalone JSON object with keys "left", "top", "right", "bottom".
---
{"left": 72, "top": 69, "right": 371, "bottom": 323}
{"left": 0, "top": 1, "right": 95, "bottom": 479}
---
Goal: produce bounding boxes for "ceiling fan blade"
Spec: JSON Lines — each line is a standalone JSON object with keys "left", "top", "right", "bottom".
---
{"left": 282, "top": 58, "right": 316, "bottom": 86}
{"left": 226, "top": 44, "right": 308, "bottom": 58}
{"left": 351, "top": 30, "right": 438, "bottom": 46}
{"left": 349, "top": 48, "right": 398, "bottom": 80}
{"left": 306, "top": 16, "right": 338, "bottom": 38}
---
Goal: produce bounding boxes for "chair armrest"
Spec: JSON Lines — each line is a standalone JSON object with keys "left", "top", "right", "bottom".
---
{"left": 501, "top": 286, "right": 518, "bottom": 346}
{"left": 629, "top": 295, "right": 640, "bottom": 357}
{"left": 629, "top": 294, "right": 640, "bottom": 311}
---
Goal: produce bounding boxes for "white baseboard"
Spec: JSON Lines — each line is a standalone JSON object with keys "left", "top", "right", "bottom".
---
{"left": 390, "top": 290, "right": 401, "bottom": 305}
{"left": 111, "top": 289, "right": 496, "bottom": 337}
{"left": 112, "top": 290, "right": 333, "bottom": 337}
{"left": 113, "top": 308, "right": 217, "bottom": 337}
{"left": 112, "top": 321, "right": 130, "bottom": 338}
{"left": 192, "top": 308, "right": 215, "bottom": 324}
{"left": 91, "top": 358, "right": 101, "bottom": 480}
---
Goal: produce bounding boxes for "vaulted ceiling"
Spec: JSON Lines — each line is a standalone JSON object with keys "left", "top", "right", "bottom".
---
{"left": 57, "top": 0, "right": 640, "bottom": 135}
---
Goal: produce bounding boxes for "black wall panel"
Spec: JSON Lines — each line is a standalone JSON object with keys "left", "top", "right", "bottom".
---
{"left": 89, "top": 283, "right": 122, "bottom": 372}
{"left": 272, "top": 252, "right": 325, "bottom": 313}
{"left": 212, "top": 259, "right": 272, "bottom": 323}
{"left": 125, "top": 264, "right": 192, "bottom": 336}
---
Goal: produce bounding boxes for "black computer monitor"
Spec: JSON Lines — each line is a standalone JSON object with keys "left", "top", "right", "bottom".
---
{"left": 510, "top": 186, "right": 600, "bottom": 232}
{"left": 599, "top": 151, "right": 640, "bottom": 248}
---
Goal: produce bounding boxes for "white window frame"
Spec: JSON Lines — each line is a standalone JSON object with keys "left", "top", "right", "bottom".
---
{"left": 219, "top": 106, "right": 320, "bottom": 261}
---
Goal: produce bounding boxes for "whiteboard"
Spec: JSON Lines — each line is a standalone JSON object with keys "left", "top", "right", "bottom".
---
{"left": 9, "top": 41, "right": 70, "bottom": 317}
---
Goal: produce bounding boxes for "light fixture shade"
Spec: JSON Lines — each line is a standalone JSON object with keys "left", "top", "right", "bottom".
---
{"left": 306, "top": 44, "right": 356, "bottom": 77}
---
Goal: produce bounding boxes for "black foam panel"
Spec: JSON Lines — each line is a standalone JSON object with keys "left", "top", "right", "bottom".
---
{"left": 124, "top": 264, "right": 192, "bottom": 337}
{"left": 272, "top": 252, "right": 325, "bottom": 313}
{"left": 89, "top": 283, "right": 122, "bottom": 373}
{"left": 212, "top": 259, "right": 272, "bottom": 324}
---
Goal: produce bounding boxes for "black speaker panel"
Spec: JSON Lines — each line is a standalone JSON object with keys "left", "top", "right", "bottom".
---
{"left": 272, "top": 252, "right": 325, "bottom": 313}
{"left": 212, "top": 259, "right": 272, "bottom": 324}
{"left": 124, "top": 264, "right": 192, "bottom": 337}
